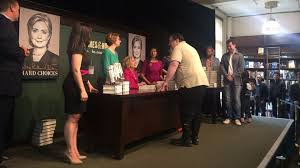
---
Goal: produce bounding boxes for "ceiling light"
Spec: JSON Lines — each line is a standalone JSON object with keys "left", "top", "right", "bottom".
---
{"left": 262, "top": 1, "right": 280, "bottom": 35}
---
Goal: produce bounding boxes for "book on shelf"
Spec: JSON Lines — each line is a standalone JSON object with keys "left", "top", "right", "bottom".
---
{"left": 288, "top": 60, "right": 296, "bottom": 68}
{"left": 248, "top": 61, "right": 254, "bottom": 68}
{"left": 258, "top": 47, "right": 264, "bottom": 55}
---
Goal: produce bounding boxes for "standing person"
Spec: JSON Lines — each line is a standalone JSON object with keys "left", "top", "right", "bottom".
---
{"left": 141, "top": 48, "right": 163, "bottom": 85}
{"left": 101, "top": 32, "right": 121, "bottom": 82}
{"left": 63, "top": 22, "right": 98, "bottom": 165}
{"left": 161, "top": 33, "right": 208, "bottom": 147}
{"left": 241, "top": 71, "right": 255, "bottom": 123}
{"left": 201, "top": 46, "right": 220, "bottom": 71}
{"left": 254, "top": 75, "right": 268, "bottom": 116}
{"left": 290, "top": 72, "right": 300, "bottom": 103}
{"left": 0, "top": 0, "right": 29, "bottom": 166}
{"left": 269, "top": 71, "right": 286, "bottom": 117}
{"left": 220, "top": 39, "right": 245, "bottom": 126}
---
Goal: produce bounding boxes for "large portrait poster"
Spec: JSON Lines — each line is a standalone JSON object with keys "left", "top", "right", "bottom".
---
{"left": 19, "top": 7, "right": 60, "bottom": 79}
{"left": 128, "top": 33, "right": 146, "bottom": 68}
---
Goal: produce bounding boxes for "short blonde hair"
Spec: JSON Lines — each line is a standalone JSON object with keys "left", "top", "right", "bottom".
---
{"left": 123, "top": 56, "right": 134, "bottom": 68}
{"left": 106, "top": 32, "right": 120, "bottom": 46}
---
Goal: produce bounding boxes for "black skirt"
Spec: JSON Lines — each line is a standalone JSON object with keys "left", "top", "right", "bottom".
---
{"left": 63, "top": 74, "right": 88, "bottom": 114}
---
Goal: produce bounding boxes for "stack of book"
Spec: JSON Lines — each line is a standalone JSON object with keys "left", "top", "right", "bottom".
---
{"left": 32, "top": 119, "right": 56, "bottom": 147}
{"left": 139, "top": 85, "right": 156, "bottom": 92}
{"left": 205, "top": 70, "right": 221, "bottom": 88}
{"left": 167, "top": 80, "right": 177, "bottom": 90}
{"left": 122, "top": 81, "right": 130, "bottom": 94}
{"left": 103, "top": 84, "right": 123, "bottom": 94}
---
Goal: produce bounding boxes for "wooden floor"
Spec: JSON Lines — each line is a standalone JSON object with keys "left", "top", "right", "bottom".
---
{"left": 1, "top": 117, "right": 294, "bottom": 168}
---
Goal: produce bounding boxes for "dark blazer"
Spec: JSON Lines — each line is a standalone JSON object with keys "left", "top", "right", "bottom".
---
{"left": 290, "top": 83, "right": 300, "bottom": 102}
{"left": 255, "top": 83, "right": 269, "bottom": 101}
{"left": 0, "top": 14, "right": 25, "bottom": 96}
{"left": 220, "top": 51, "right": 245, "bottom": 86}
{"left": 23, "top": 49, "right": 59, "bottom": 69}
{"left": 269, "top": 79, "right": 286, "bottom": 100}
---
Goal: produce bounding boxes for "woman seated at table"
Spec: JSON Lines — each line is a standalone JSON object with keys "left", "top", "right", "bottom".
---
{"left": 141, "top": 48, "right": 163, "bottom": 85}
{"left": 123, "top": 56, "right": 145, "bottom": 90}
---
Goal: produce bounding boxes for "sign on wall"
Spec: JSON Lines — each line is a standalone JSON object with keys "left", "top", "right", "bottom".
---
{"left": 128, "top": 33, "right": 146, "bottom": 67}
{"left": 19, "top": 7, "right": 60, "bottom": 79}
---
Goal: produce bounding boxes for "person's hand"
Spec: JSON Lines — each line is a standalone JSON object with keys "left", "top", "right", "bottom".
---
{"left": 160, "top": 82, "right": 168, "bottom": 92}
{"left": 227, "top": 75, "right": 234, "bottom": 81}
{"left": 88, "top": 84, "right": 99, "bottom": 93}
{"left": 151, "top": 81, "right": 157, "bottom": 85}
{"left": 80, "top": 91, "right": 88, "bottom": 102}
{"left": 139, "top": 82, "right": 146, "bottom": 86}
{"left": 20, "top": 45, "right": 30, "bottom": 57}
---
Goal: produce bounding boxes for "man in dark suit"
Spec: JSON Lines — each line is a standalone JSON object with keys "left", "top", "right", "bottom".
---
{"left": 254, "top": 75, "right": 268, "bottom": 116}
{"left": 0, "top": 0, "right": 29, "bottom": 166}
{"left": 220, "top": 39, "right": 245, "bottom": 126}
{"left": 269, "top": 71, "right": 286, "bottom": 117}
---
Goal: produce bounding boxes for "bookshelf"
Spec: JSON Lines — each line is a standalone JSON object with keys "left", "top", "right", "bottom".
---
{"left": 232, "top": 34, "right": 300, "bottom": 89}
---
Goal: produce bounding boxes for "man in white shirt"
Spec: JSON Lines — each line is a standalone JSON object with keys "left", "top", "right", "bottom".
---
{"left": 161, "top": 33, "right": 208, "bottom": 147}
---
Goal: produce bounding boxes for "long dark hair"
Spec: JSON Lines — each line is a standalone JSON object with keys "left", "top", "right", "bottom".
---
{"left": 67, "top": 22, "right": 92, "bottom": 55}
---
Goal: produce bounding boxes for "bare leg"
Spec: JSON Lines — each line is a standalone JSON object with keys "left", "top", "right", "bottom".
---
{"left": 64, "top": 114, "right": 81, "bottom": 162}
{"left": 74, "top": 119, "right": 80, "bottom": 157}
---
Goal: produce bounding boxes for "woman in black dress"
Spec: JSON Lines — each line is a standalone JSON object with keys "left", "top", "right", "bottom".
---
{"left": 63, "top": 22, "right": 98, "bottom": 164}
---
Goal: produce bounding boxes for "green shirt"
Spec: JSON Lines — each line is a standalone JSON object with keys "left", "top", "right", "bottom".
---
{"left": 101, "top": 48, "right": 120, "bottom": 78}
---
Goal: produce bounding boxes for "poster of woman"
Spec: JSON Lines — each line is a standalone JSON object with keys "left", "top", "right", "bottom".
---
{"left": 128, "top": 33, "right": 146, "bottom": 72}
{"left": 19, "top": 7, "right": 60, "bottom": 79}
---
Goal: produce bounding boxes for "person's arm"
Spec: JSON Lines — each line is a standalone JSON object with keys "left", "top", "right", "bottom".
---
{"left": 220, "top": 55, "right": 228, "bottom": 77}
{"left": 160, "top": 46, "right": 182, "bottom": 91}
{"left": 71, "top": 54, "right": 88, "bottom": 101}
{"left": 101, "top": 50, "right": 111, "bottom": 78}
{"left": 160, "top": 61, "right": 179, "bottom": 91}
{"left": 0, "top": 22, "right": 28, "bottom": 62}
{"left": 289, "top": 84, "right": 297, "bottom": 101}
{"left": 159, "top": 61, "right": 164, "bottom": 80}
{"left": 140, "top": 61, "right": 151, "bottom": 84}
{"left": 281, "top": 82, "right": 287, "bottom": 99}
{"left": 87, "top": 80, "right": 99, "bottom": 93}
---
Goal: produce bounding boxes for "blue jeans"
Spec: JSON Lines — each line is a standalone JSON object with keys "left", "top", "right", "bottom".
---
{"left": 224, "top": 84, "right": 242, "bottom": 120}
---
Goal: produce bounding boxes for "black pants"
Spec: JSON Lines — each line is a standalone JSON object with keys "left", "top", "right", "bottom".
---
{"left": 255, "top": 97, "right": 266, "bottom": 116}
{"left": 271, "top": 98, "right": 278, "bottom": 118}
{"left": 0, "top": 96, "right": 15, "bottom": 156}
{"left": 179, "top": 86, "right": 206, "bottom": 124}
{"left": 241, "top": 95, "right": 251, "bottom": 118}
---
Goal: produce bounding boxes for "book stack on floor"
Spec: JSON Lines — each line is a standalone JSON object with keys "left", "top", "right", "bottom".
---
{"left": 32, "top": 119, "right": 56, "bottom": 147}
{"left": 103, "top": 84, "right": 123, "bottom": 95}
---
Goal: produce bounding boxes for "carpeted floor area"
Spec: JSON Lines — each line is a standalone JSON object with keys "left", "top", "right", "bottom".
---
{"left": 1, "top": 117, "right": 292, "bottom": 168}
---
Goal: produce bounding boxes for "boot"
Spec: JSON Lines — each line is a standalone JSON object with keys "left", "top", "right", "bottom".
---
{"left": 191, "top": 119, "right": 201, "bottom": 145}
{"left": 171, "top": 122, "right": 192, "bottom": 147}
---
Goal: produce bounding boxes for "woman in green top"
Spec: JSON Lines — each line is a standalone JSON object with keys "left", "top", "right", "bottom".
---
{"left": 101, "top": 32, "right": 122, "bottom": 80}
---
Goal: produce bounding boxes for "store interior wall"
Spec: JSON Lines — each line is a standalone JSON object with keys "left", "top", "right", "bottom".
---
{"left": 13, "top": 0, "right": 215, "bottom": 143}
{"left": 230, "top": 12, "right": 300, "bottom": 37}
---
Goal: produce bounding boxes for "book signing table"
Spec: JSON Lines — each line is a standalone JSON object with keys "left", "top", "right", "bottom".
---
{"left": 84, "top": 90, "right": 180, "bottom": 159}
